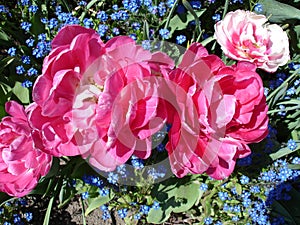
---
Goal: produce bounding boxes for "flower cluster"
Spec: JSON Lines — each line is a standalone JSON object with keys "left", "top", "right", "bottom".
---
{"left": 0, "top": 23, "right": 269, "bottom": 197}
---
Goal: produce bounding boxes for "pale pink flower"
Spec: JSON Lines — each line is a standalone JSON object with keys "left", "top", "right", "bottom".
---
{"left": 214, "top": 10, "right": 290, "bottom": 72}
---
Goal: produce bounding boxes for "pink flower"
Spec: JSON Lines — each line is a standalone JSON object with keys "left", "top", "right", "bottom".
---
{"left": 214, "top": 10, "right": 290, "bottom": 72}
{"left": 165, "top": 43, "right": 268, "bottom": 179}
{"left": 29, "top": 25, "right": 105, "bottom": 157}
{"left": 72, "top": 36, "right": 174, "bottom": 171}
{"left": 0, "top": 101, "right": 52, "bottom": 197}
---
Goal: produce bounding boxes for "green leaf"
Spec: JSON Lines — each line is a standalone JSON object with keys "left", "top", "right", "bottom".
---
{"left": 12, "top": 81, "right": 30, "bottom": 104}
{"left": 168, "top": 9, "right": 205, "bottom": 36}
{"left": 147, "top": 206, "right": 172, "bottom": 224}
{"left": 269, "top": 146, "right": 300, "bottom": 161}
{"left": 43, "top": 196, "right": 54, "bottom": 225}
{"left": 85, "top": 192, "right": 115, "bottom": 216}
{"left": 258, "top": 0, "right": 300, "bottom": 23}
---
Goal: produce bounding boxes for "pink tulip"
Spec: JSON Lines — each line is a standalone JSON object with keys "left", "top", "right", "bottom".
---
{"left": 165, "top": 43, "right": 268, "bottom": 179}
{"left": 214, "top": 10, "right": 290, "bottom": 72}
{"left": 0, "top": 101, "right": 52, "bottom": 197}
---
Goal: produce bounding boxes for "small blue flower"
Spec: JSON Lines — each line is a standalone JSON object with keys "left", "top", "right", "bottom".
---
{"left": 204, "top": 217, "right": 213, "bottom": 225}
{"left": 117, "top": 208, "right": 128, "bottom": 219}
{"left": 199, "top": 183, "right": 208, "bottom": 191}
{"left": 48, "top": 18, "right": 58, "bottom": 29}
{"left": 107, "top": 172, "right": 119, "bottom": 185}
{"left": 20, "top": 0, "right": 30, "bottom": 6}
{"left": 26, "top": 38, "right": 34, "bottom": 47}
{"left": 254, "top": 3, "right": 263, "bottom": 13}
{"left": 98, "top": 24, "right": 108, "bottom": 37}
{"left": 218, "top": 191, "right": 228, "bottom": 201}
{"left": 83, "top": 18, "right": 94, "bottom": 28}
{"left": 140, "top": 205, "right": 150, "bottom": 215}
{"left": 240, "top": 175, "right": 250, "bottom": 184}
{"left": 97, "top": 11, "right": 108, "bottom": 22}
{"left": 22, "top": 55, "right": 30, "bottom": 64}
{"left": 212, "top": 13, "right": 221, "bottom": 22}
{"left": 99, "top": 188, "right": 109, "bottom": 196}
{"left": 81, "top": 191, "right": 89, "bottom": 200}
{"left": 21, "top": 21, "right": 32, "bottom": 31}
{"left": 287, "top": 139, "right": 297, "bottom": 151}
{"left": 292, "top": 157, "right": 300, "bottom": 164}
{"left": 129, "top": 33, "right": 137, "bottom": 40}
{"left": 112, "top": 27, "right": 120, "bottom": 35}
{"left": 159, "top": 28, "right": 170, "bottom": 39}
{"left": 190, "top": 1, "right": 201, "bottom": 9}
{"left": 7, "top": 47, "right": 16, "bottom": 56}
{"left": 112, "top": 4, "right": 118, "bottom": 10}
{"left": 0, "top": 207, "right": 4, "bottom": 214}
{"left": 152, "top": 201, "right": 160, "bottom": 210}
{"left": 134, "top": 213, "right": 141, "bottom": 220}
{"left": 131, "top": 155, "right": 144, "bottom": 169}
{"left": 232, "top": 216, "right": 239, "bottom": 222}
{"left": 28, "top": 5, "right": 38, "bottom": 13}
{"left": 22, "top": 80, "right": 33, "bottom": 88}
{"left": 102, "top": 210, "right": 111, "bottom": 220}
{"left": 176, "top": 35, "right": 186, "bottom": 44}
{"left": 13, "top": 214, "right": 21, "bottom": 223}
{"left": 100, "top": 205, "right": 108, "bottom": 211}
{"left": 24, "top": 212, "right": 33, "bottom": 222}
{"left": 78, "top": 1, "right": 87, "bottom": 6}
{"left": 3, "top": 222, "right": 11, "bottom": 225}
{"left": 16, "top": 65, "right": 25, "bottom": 74}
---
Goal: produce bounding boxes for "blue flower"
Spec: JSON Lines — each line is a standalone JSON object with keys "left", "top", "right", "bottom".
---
{"left": 100, "top": 205, "right": 108, "bottom": 211}
{"left": 131, "top": 155, "right": 144, "bottom": 169}
{"left": 134, "top": 213, "right": 141, "bottom": 220}
{"left": 240, "top": 175, "right": 250, "bottom": 184}
{"left": 190, "top": 1, "right": 201, "bottom": 9}
{"left": 16, "top": 65, "right": 25, "bottom": 74}
{"left": 159, "top": 28, "right": 170, "bottom": 39}
{"left": 20, "top": 0, "right": 30, "bottom": 6}
{"left": 13, "top": 214, "right": 21, "bottom": 223}
{"left": 83, "top": 18, "right": 94, "bottom": 28}
{"left": 287, "top": 139, "right": 297, "bottom": 151}
{"left": 24, "top": 212, "right": 33, "bottom": 222}
{"left": 21, "top": 55, "right": 30, "bottom": 64}
{"left": 218, "top": 191, "right": 228, "bottom": 201}
{"left": 21, "top": 80, "right": 33, "bottom": 88}
{"left": 97, "top": 11, "right": 108, "bottom": 22}
{"left": 107, "top": 172, "right": 119, "bottom": 185}
{"left": 102, "top": 210, "right": 111, "bottom": 220}
{"left": 142, "top": 40, "right": 151, "bottom": 50}
{"left": 8, "top": 47, "right": 16, "bottom": 56}
{"left": 28, "top": 5, "right": 38, "bottom": 13}
{"left": 212, "top": 13, "right": 221, "bottom": 22}
{"left": 81, "top": 191, "right": 89, "bottom": 200}
{"left": 26, "top": 38, "right": 34, "bottom": 47}
{"left": 99, "top": 188, "right": 109, "bottom": 196}
{"left": 204, "top": 217, "right": 213, "bottom": 225}
{"left": 112, "top": 4, "right": 118, "bottom": 10}
{"left": 292, "top": 157, "right": 300, "bottom": 164}
{"left": 152, "top": 201, "right": 160, "bottom": 210}
{"left": 176, "top": 35, "right": 186, "bottom": 44}
{"left": 199, "top": 183, "right": 208, "bottom": 191}
{"left": 48, "top": 18, "right": 58, "bottom": 29}
{"left": 98, "top": 24, "right": 108, "bottom": 37}
{"left": 21, "top": 21, "right": 31, "bottom": 31}
{"left": 140, "top": 205, "right": 150, "bottom": 215}
{"left": 78, "top": 1, "right": 87, "bottom": 6}
{"left": 254, "top": 3, "right": 263, "bottom": 13}
{"left": 117, "top": 208, "right": 128, "bottom": 219}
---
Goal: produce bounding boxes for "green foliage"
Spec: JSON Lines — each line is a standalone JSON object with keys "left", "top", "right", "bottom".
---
{"left": 258, "top": 0, "right": 300, "bottom": 23}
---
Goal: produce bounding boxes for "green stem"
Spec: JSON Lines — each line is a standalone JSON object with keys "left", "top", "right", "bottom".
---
{"left": 222, "top": 0, "right": 230, "bottom": 19}
{"left": 164, "top": 0, "right": 180, "bottom": 30}
{"left": 266, "top": 69, "right": 300, "bottom": 103}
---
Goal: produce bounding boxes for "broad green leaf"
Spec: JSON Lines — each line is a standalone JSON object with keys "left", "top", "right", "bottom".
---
{"left": 147, "top": 206, "right": 172, "bottom": 224}
{"left": 168, "top": 9, "right": 205, "bottom": 36}
{"left": 269, "top": 146, "right": 300, "bottom": 161}
{"left": 12, "top": 81, "right": 30, "bottom": 104}
{"left": 85, "top": 192, "right": 114, "bottom": 216}
{"left": 258, "top": 0, "right": 300, "bottom": 23}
